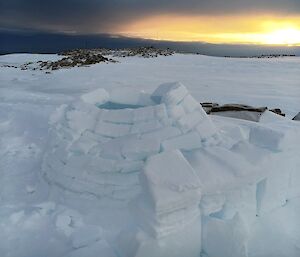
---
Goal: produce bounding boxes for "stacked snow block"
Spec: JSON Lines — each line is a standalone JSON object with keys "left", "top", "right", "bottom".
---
{"left": 43, "top": 83, "right": 218, "bottom": 202}
{"left": 202, "top": 213, "right": 249, "bottom": 257}
{"left": 152, "top": 82, "right": 219, "bottom": 150}
{"left": 117, "top": 150, "right": 202, "bottom": 257}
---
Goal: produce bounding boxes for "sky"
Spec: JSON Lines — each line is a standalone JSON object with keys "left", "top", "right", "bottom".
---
{"left": 1, "top": 0, "right": 300, "bottom": 45}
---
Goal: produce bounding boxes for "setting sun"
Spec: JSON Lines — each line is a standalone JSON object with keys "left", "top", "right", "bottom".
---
{"left": 261, "top": 28, "right": 300, "bottom": 45}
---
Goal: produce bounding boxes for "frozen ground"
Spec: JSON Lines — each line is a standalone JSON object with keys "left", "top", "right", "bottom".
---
{"left": 0, "top": 53, "right": 300, "bottom": 257}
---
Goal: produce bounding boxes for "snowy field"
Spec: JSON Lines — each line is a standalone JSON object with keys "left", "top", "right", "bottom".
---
{"left": 0, "top": 53, "right": 300, "bottom": 257}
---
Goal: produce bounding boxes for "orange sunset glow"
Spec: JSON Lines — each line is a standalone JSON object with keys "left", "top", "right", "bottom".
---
{"left": 118, "top": 15, "right": 300, "bottom": 45}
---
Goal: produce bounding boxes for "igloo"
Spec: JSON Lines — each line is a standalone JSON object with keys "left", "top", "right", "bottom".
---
{"left": 42, "top": 82, "right": 300, "bottom": 257}
{"left": 42, "top": 82, "right": 218, "bottom": 202}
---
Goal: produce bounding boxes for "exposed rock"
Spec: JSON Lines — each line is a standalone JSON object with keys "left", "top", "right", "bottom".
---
{"left": 200, "top": 103, "right": 287, "bottom": 122}
{"left": 111, "top": 46, "right": 175, "bottom": 58}
{"left": 269, "top": 108, "right": 285, "bottom": 117}
{"left": 40, "top": 51, "right": 114, "bottom": 70}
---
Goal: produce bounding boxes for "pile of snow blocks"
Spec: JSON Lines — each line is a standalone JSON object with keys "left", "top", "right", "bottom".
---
{"left": 42, "top": 82, "right": 300, "bottom": 257}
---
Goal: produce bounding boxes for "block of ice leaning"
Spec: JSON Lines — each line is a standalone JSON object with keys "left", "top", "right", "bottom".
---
{"left": 140, "top": 150, "right": 202, "bottom": 213}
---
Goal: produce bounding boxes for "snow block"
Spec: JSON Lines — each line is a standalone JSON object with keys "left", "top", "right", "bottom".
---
{"left": 101, "top": 109, "right": 133, "bottom": 124}
{"left": 132, "top": 198, "right": 201, "bottom": 238}
{"left": 94, "top": 120, "right": 131, "bottom": 138}
{"left": 80, "top": 88, "right": 109, "bottom": 105}
{"left": 176, "top": 110, "right": 204, "bottom": 133}
{"left": 249, "top": 125, "right": 284, "bottom": 150}
{"left": 151, "top": 82, "right": 188, "bottom": 105}
{"left": 202, "top": 213, "right": 248, "bottom": 257}
{"left": 66, "top": 108, "right": 98, "bottom": 134}
{"left": 117, "top": 218, "right": 202, "bottom": 257}
{"left": 141, "top": 126, "right": 182, "bottom": 142}
{"left": 100, "top": 135, "right": 139, "bottom": 160}
{"left": 195, "top": 118, "right": 218, "bottom": 140}
{"left": 181, "top": 94, "right": 201, "bottom": 113}
{"left": 133, "top": 104, "right": 167, "bottom": 122}
{"left": 140, "top": 150, "right": 202, "bottom": 213}
{"left": 166, "top": 104, "right": 186, "bottom": 120}
{"left": 130, "top": 119, "right": 164, "bottom": 134}
{"left": 161, "top": 131, "right": 202, "bottom": 151}
{"left": 121, "top": 137, "right": 161, "bottom": 161}
{"left": 185, "top": 147, "right": 262, "bottom": 194}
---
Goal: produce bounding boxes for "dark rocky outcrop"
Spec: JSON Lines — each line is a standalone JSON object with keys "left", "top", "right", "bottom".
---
{"left": 201, "top": 103, "right": 286, "bottom": 122}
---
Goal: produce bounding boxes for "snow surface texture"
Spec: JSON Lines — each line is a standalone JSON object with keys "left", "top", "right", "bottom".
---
{"left": 1, "top": 53, "right": 300, "bottom": 257}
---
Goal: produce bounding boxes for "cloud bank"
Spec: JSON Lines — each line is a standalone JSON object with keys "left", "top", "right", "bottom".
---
{"left": 1, "top": 0, "right": 300, "bottom": 33}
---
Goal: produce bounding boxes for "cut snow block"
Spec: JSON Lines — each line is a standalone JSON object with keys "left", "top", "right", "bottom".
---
{"left": 94, "top": 120, "right": 131, "bottom": 138}
{"left": 185, "top": 147, "right": 261, "bottom": 195}
{"left": 154, "top": 104, "right": 169, "bottom": 121}
{"left": 117, "top": 218, "right": 202, "bottom": 257}
{"left": 80, "top": 88, "right": 109, "bottom": 105}
{"left": 200, "top": 194, "right": 226, "bottom": 216}
{"left": 141, "top": 126, "right": 182, "bottom": 142}
{"left": 121, "top": 137, "right": 161, "bottom": 161}
{"left": 130, "top": 119, "right": 164, "bottom": 134}
{"left": 249, "top": 125, "right": 284, "bottom": 150}
{"left": 100, "top": 135, "right": 139, "bottom": 160}
{"left": 133, "top": 104, "right": 167, "bottom": 122}
{"left": 176, "top": 110, "right": 204, "bottom": 133}
{"left": 66, "top": 109, "right": 98, "bottom": 134}
{"left": 196, "top": 118, "right": 218, "bottom": 140}
{"left": 256, "top": 166, "right": 290, "bottom": 216}
{"left": 151, "top": 82, "right": 188, "bottom": 105}
{"left": 133, "top": 198, "right": 201, "bottom": 238}
{"left": 181, "top": 94, "right": 201, "bottom": 113}
{"left": 202, "top": 213, "right": 248, "bottom": 257}
{"left": 140, "top": 150, "right": 202, "bottom": 213}
{"left": 161, "top": 131, "right": 202, "bottom": 151}
{"left": 115, "top": 159, "right": 144, "bottom": 173}
{"left": 101, "top": 109, "right": 133, "bottom": 124}
{"left": 166, "top": 104, "right": 186, "bottom": 120}
{"left": 222, "top": 184, "right": 257, "bottom": 222}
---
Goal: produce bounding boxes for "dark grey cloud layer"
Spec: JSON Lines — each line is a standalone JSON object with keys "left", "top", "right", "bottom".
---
{"left": 1, "top": 0, "right": 300, "bottom": 33}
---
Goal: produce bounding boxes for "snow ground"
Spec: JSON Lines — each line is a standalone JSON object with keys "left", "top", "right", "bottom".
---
{"left": 0, "top": 53, "right": 300, "bottom": 257}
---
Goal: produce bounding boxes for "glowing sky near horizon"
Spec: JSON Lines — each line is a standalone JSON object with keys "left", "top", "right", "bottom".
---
{"left": 118, "top": 15, "right": 300, "bottom": 45}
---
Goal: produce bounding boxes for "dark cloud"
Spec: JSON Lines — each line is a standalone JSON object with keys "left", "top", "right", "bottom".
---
{"left": 1, "top": 0, "right": 300, "bottom": 33}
